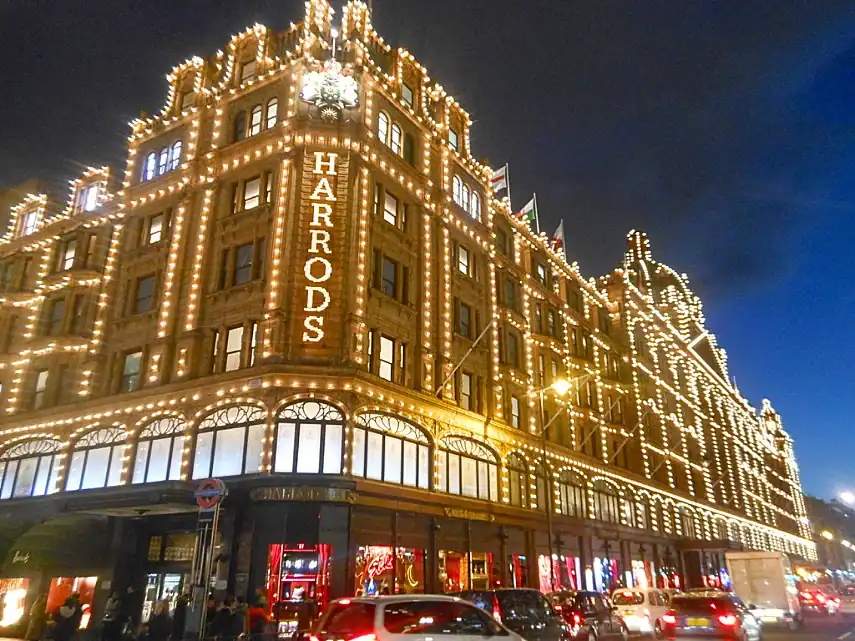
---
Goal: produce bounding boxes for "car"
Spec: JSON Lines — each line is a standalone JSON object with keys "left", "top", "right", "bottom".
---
{"left": 310, "top": 595, "right": 525, "bottom": 641}
{"left": 451, "top": 588, "right": 570, "bottom": 641}
{"left": 837, "top": 585, "right": 855, "bottom": 616}
{"left": 548, "top": 590, "right": 629, "bottom": 641}
{"left": 661, "top": 592, "right": 762, "bottom": 640}
{"left": 798, "top": 588, "right": 839, "bottom": 615}
{"left": 274, "top": 600, "right": 320, "bottom": 640}
{"left": 611, "top": 587, "right": 671, "bottom": 637}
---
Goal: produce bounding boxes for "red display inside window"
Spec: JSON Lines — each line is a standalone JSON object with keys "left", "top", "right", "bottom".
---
{"left": 266, "top": 544, "right": 330, "bottom": 612}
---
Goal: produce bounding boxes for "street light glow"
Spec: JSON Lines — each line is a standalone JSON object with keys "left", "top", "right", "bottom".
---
{"left": 821, "top": 530, "right": 834, "bottom": 541}
{"left": 550, "top": 379, "right": 571, "bottom": 397}
{"left": 840, "top": 491, "right": 855, "bottom": 506}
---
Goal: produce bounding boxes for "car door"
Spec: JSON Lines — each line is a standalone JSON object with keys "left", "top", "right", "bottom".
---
{"left": 592, "top": 595, "right": 617, "bottom": 636}
{"left": 648, "top": 591, "right": 666, "bottom": 625}
{"left": 380, "top": 600, "right": 510, "bottom": 641}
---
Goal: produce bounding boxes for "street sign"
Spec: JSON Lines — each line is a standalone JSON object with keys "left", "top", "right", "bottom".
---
{"left": 195, "top": 478, "right": 227, "bottom": 510}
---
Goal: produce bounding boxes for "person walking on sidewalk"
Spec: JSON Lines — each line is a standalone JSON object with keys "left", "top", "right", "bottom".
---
{"left": 101, "top": 592, "right": 121, "bottom": 641}
{"left": 25, "top": 594, "right": 48, "bottom": 641}
{"left": 52, "top": 598, "right": 78, "bottom": 641}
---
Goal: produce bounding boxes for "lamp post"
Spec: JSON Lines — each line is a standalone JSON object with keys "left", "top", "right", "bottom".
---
{"left": 537, "top": 378, "right": 572, "bottom": 591}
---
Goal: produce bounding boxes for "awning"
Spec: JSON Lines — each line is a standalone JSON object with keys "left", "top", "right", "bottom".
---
{"left": 0, "top": 516, "right": 33, "bottom": 577}
{"left": 2, "top": 515, "right": 112, "bottom": 577}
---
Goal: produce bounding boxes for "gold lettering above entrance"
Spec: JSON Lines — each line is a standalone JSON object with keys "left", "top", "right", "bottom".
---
{"left": 250, "top": 486, "right": 355, "bottom": 503}
{"left": 443, "top": 508, "right": 495, "bottom": 522}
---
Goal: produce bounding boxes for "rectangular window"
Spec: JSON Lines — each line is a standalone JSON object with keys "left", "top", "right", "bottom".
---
{"left": 180, "top": 90, "right": 195, "bottom": 111}
{"left": 33, "top": 370, "right": 49, "bottom": 409}
{"left": 398, "top": 342, "right": 407, "bottom": 384}
{"left": 22, "top": 211, "right": 39, "bottom": 236}
{"left": 381, "top": 257, "right": 397, "bottom": 298}
{"left": 248, "top": 107, "right": 263, "bottom": 136}
{"left": 496, "top": 228, "right": 508, "bottom": 255}
{"left": 448, "top": 128, "right": 459, "bottom": 150}
{"left": 71, "top": 295, "right": 87, "bottom": 334}
{"left": 79, "top": 184, "right": 100, "bottom": 212}
{"left": 383, "top": 192, "right": 398, "bottom": 226}
{"left": 460, "top": 372, "right": 472, "bottom": 410}
{"left": 536, "top": 263, "right": 547, "bottom": 285}
{"left": 551, "top": 359, "right": 559, "bottom": 380}
{"left": 248, "top": 321, "right": 258, "bottom": 367}
{"left": 401, "top": 83, "right": 414, "bottom": 107}
{"left": 240, "top": 59, "right": 256, "bottom": 82}
{"left": 47, "top": 299, "right": 64, "bottom": 336}
{"left": 243, "top": 177, "right": 261, "bottom": 210}
{"left": 506, "top": 332, "right": 519, "bottom": 368}
{"left": 457, "top": 245, "right": 470, "bottom": 276}
{"left": 537, "top": 354, "right": 545, "bottom": 386}
{"left": 60, "top": 239, "right": 76, "bottom": 271}
{"left": 147, "top": 214, "right": 164, "bottom": 244}
{"left": 457, "top": 301, "right": 472, "bottom": 338}
{"left": 84, "top": 234, "right": 97, "bottom": 268}
{"left": 367, "top": 330, "right": 375, "bottom": 372}
{"left": 233, "top": 243, "right": 254, "bottom": 286}
{"left": 211, "top": 330, "right": 220, "bottom": 373}
{"left": 134, "top": 275, "right": 156, "bottom": 314}
{"left": 378, "top": 336, "right": 394, "bottom": 381}
{"left": 510, "top": 396, "right": 521, "bottom": 428}
{"left": 225, "top": 326, "right": 244, "bottom": 372}
{"left": 547, "top": 309, "right": 556, "bottom": 337}
{"left": 121, "top": 351, "right": 142, "bottom": 392}
{"left": 263, "top": 171, "right": 274, "bottom": 204}
{"left": 504, "top": 279, "right": 516, "bottom": 310}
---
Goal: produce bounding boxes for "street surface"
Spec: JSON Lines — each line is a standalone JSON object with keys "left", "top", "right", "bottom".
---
{"left": 624, "top": 614, "right": 855, "bottom": 640}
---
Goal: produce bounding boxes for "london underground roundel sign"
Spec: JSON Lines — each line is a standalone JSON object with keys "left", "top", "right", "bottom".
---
{"left": 195, "top": 478, "right": 226, "bottom": 510}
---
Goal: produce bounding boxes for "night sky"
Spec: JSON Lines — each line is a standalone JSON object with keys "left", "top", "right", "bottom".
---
{"left": 1, "top": 1, "right": 853, "bottom": 498}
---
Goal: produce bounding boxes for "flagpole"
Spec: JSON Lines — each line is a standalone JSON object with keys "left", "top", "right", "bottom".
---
{"left": 533, "top": 192, "right": 540, "bottom": 234}
{"left": 505, "top": 163, "right": 512, "bottom": 211}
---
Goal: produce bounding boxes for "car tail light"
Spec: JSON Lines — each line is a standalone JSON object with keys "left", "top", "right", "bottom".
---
{"left": 717, "top": 614, "right": 738, "bottom": 627}
{"left": 816, "top": 594, "right": 827, "bottom": 604}
{"left": 572, "top": 613, "right": 582, "bottom": 627}
{"left": 309, "top": 636, "right": 321, "bottom": 641}
{"left": 492, "top": 595, "right": 502, "bottom": 622}
{"left": 349, "top": 635, "right": 377, "bottom": 641}
{"left": 553, "top": 604, "right": 562, "bottom": 613}
{"left": 662, "top": 612, "right": 677, "bottom": 625}
{"left": 801, "top": 592, "right": 813, "bottom": 601}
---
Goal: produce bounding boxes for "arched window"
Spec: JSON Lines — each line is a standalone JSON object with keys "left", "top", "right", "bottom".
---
{"left": 621, "top": 491, "right": 637, "bottom": 527}
{"left": 192, "top": 405, "right": 265, "bottom": 479}
{"left": 592, "top": 480, "right": 620, "bottom": 523}
{"left": 274, "top": 401, "right": 345, "bottom": 475}
{"left": 158, "top": 147, "right": 169, "bottom": 175}
{"left": 142, "top": 153, "right": 157, "bottom": 181}
{"left": 132, "top": 417, "right": 185, "bottom": 484}
{"left": 352, "top": 413, "right": 430, "bottom": 488}
{"left": 233, "top": 111, "right": 247, "bottom": 142}
{"left": 470, "top": 191, "right": 481, "bottom": 221}
{"left": 0, "top": 439, "right": 61, "bottom": 499}
{"left": 437, "top": 437, "right": 498, "bottom": 501}
{"left": 507, "top": 453, "right": 527, "bottom": 508}
{"left": 680, "top": 508, "right": 697, "bottom": 539}
{"left": 169, "top": 141, "right": 182, "bottom": 171}
{"left": 66, "top": 427, "right": 126, "bottom": 491}
{"left": 249, "top": 104, "right": 263, "bottom": 136}
{"left": 390, "top": 124, "right": 403, "bottom": 155}
{"left": 461, "top": 185, "right": 470, "bottom": 212}
{"left": 378, "top": 112, "right": 390, "bottom": 144}
{"left": 557, "top": 469, "right": 587, "bottom": 518}
{"left": 452, "top": 176, "right": 463, "bottom": 206}
{"left": 266, "top": 98, "right": 279, "bottom": 129}
{"left": 533, "top": 461, "right": 549, "bottom": 511}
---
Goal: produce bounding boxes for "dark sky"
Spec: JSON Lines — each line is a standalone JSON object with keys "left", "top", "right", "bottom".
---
{"left": 1, "top": 1, "right": 854, "bottom": 498}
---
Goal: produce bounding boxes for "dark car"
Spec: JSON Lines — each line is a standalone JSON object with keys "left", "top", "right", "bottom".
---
{"left": 547, "top": 591, "right": 628, "bottom": 641}
{"left": 661, "top": 593, "right": 762, "bottom": 640}
{"left": 798, "top": 588, "right": 839, "bottom": 616}
{"left": 273, "top": 600, "right": 319, "bottom": 639}
{"left": 452, "top": 588, "right": 570, "bottom": 641}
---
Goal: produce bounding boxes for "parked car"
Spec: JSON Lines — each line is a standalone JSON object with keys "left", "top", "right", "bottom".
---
{"left": 661, "top": 593, "right": 762, "bottom": 640}
{"left": 798, "top": 587, "right": 839, "bottom": 615}
{"left": 452, "top": 589, "right": 570, "bottom": 641}
{"left": 837, "top": 585, "right": 855, "bottom": 616}
{"left": 310, "top": 595, "right": 524, "bottom": 641}
{"left": 548, "top": 591, "right": 628, "bottom": 641}
{"left": 610, "top": 587, "right": 671, "bottom": 637}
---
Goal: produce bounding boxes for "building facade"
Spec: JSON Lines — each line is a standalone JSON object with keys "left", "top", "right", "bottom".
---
{"left": 0, "top": 0, "right": 814, "bottom": 629}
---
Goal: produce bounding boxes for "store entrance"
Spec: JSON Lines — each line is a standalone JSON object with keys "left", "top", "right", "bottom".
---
{"left": 142, "top": 573, "right": 189, "bottom": 622}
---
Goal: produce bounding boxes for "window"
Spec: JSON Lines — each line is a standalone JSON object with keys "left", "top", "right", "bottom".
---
{"left": 460, "top": 372, "right": 473, "bottom": 410}
{"left": 437, "top": 437, "right": 498, "bottom": 501}
{"left": 274, "top": 401, "right": 345, "bottom": 474}
{"left": 457, "top": 246, "right": 470, "bottom": 276}
{"left": 142, "top": 153, "right": 157, "bottom": 181}
{"left": 240, "top": 59, "right": 256, "bottom": 82}
{"left": 457, "top": 301, "right": 472, "bottom": 338}
{"left": 33, "top": 370, "right": 49, "bottom": 409}
{"left": 382, "top": 192, "right": 399, "bottom": 226}
{"left": 381, "top": 257, "right": 397, "bottom": 297}
{"left": 534, "top": 462, "right": 549, "bottom": 510}
{"left": 249, "top": 105, "right": 263, "bottom": 136}
{"left": 378, "top": 111, "right": 390, "bottom": 144}
{"left": 506, "top": 332, "right": 519, "bottom": 368}
{"left": 233, "top": 111, "right": 247, "bottom": 142}
{"left": 378, "top": 335, "right": 394, "bottom": 381}
{"left": 401, "top": 83, "right": 414, "bottom": 107}
{"left": 263, "top": 171, "right": 274, "bottom": 204}
{"left": 132, "top": 417, "right": 184, "bottom": 484}
{"left": 266, "top": 97, "right": 278, "bottom": 128}
{"left": 504, "top": 279, "right": 516, "bottom": 310}
{"left": 147, "top": 214, "right": 164, "bottom": 244}
{"left": 592, "top": 481, "right": 620, "bottom": 523}
{"left": 547, "top": 309, "right": 556, "bottom": 337}
{"left": 169, "top": 141, "right": 182, "bottom": 171}
{"left": 193, "top": 405, "right": 265, "bottom": 478}
{"left": 65, "top": 427, "right": 126, "bottom": 491}
{"left": 158, "top": 147, "right": 169, "bottom": 175}
{"left": 134, "top": 275, "right": 156, "bottom": 314}
{"left": 121, "top": 351, "right": 142, "bottom": 392}
{"left": 558, "top": 469, "right": 587, "bottom": 518}
{"left": 0, "top": 439, "right": 60, "bottom": 499}
{"left": 390, "top": 124, "right": 402, "bottom": 155}
{"left": 351, "top": 413, "right": 429, "bottom": 488}
{"left": 249, "top": 321, "right": 259, "bottom": 366}
{"left": 461, "top": 185, "right": 470, "bottom": 213}
{"left": 510, "top": 395, "right": 521, "bottom": 428}
{"left": 470, "top": 191, "right": 481, "bottom": 221}
{"left": 180, "top": 90, "right": 195, "bottom": 111}
{"left": 233, "top": 243, "right": 254, "bottom": 286}
{"left": 496, "top": 228, "right": 508, "bottom": 255}
{"left": 507, "top": 453, "right": 527, "bottom": 508}
{"left": 80, "top": 184, "right": 100, "bottom": 212}
{"left": 84, "top": 234, "right": 97, "bottom": 268}
{"left": 536, "top": 263, "right": 547, "bottom": 285}
{"left": 453, "top": 176, "right": 463, "bottom": 206}
{"left": 60, "top": 239, "right": 76, "bottom": 271}
{"left": 448, "top": 128, "right": 459, "bottom": 150}
{"left": 47, "top": 299, "right": 64, "bottom": 335}
{"left": 383, "top": 601, "right": 504, "bottom": 635}
{"left": 225, "top": 326, "right": 244, "bottom": 371}
{"left": 243, "top": 176, "right": 261, "bottom": 210}
{"left": 680, "top": 509, "right": 697, "bottom": 538}
{"left": 71, "top": 295, "right": 87, "bottom": 334}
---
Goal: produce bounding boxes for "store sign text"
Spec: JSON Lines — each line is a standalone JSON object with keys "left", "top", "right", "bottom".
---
{"left": 302, "top": 151, "right": 338, "bottom": 343}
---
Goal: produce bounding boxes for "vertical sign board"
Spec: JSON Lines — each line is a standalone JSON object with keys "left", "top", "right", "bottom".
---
{"left": 188, "top": 479, "right": 226, "bottom": 638}
{"left": 297, "top": 148, "right": 350, "bottom": 357}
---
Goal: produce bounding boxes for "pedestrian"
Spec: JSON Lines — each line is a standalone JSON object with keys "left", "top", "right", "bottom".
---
{"left": 69, "top": 593, "right": 84, "bottom": 632}
{"left": 232, "top": 598, "right": 248, "bottom": 638}
{"left": 52, "top": 598, "right": 78, "bottom": 641}
{"left": 246, "top": 599, "right": 268, "bottom": 641}
{"left": 208, "top": 599, "right": 234, "bottom": 641}
{"left": 25, "top": 594, "right": 48, "bottom": 641}
{"left": 101, "top": 592, "right": 121, "bottom": 641}
{"left": 171, "top": 593, "right": 189, "bottom": 641}
{"left": 120, "top": 586, "right": 141, "bottom": 638}
{"left": 147, "top": 601, "right": 172, "bottom": 641}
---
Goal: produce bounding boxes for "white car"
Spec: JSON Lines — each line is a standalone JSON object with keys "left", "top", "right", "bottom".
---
{"left": 310, "top": 595, "right": 527, "bottom": 641}
{"left": 611, "top": 587, "right": 672, "bottom": 637}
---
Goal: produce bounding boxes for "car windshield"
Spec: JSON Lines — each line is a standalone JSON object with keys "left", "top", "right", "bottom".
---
{"left": 318, "top": 603, "right": 376, "bottom": 636}
{"left": 672, "top": 597, "right": 736, "bottom": 614}
{"left": 495, "top": 591, "right": 551, "bottom": 623}
{"left": 612, "top": 591, "right": 645, "bottom": 606}
{"left": 383, "top": 600, "right": 505, "bottom": 636}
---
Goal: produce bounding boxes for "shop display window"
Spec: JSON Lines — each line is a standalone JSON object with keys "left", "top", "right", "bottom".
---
{"left": 439, "top": 551, "right": 494, "bottom": 593}
{"left": 354, "top": 546, "right": 425, "bottom": 596}
{"left": 148, "top": 533, "right": 196, "bottom": 562}
{"left": 46, "top": 576, "right": 97, "bottom": 629}
{"left": 267, "top": 544, "right": 330, "bottom": 611}
{"left": 508, "top": 554, "right": 528, "bottom": 588}
{"left": 631, "top": 560, "right": 654, "bottom": 588}
{"left": 593, "top": 557, "right": 620, "bottom": 592}
{"left": 0, "top": 578, "right": 30, "bottom": 626}
{"left": 142, "top": 573, "right": 188, "bottom": 622}
{"left": 537, "top": 555, "right": 580, "bottom": 593}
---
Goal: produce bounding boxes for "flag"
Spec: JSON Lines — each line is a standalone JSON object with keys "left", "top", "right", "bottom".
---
{"left": 517, "top": 196, "right": 538, "bottom": 232}
{"left": 551, "top": 220, "right": 565, "bottom": 253}
{"left": 490, "top": 164, "right": 509, "bottom": 195}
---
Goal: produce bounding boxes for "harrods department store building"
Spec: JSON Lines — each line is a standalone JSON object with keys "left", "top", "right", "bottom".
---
{"left": 0, "top": 0, "right": 814, "bottom": 626}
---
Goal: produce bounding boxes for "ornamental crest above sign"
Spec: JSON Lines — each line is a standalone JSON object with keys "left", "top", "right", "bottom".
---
{"left": 300, "top": 59, "right": 359, "bottom": 121}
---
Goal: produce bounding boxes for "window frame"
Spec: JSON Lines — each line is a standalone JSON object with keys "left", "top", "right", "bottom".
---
{"left": 436, "top": 437, "right": 499, "bottom": 502}
{"left": 0, "top": 439, "right": 61, "bottom": 499}
{"left": 121, "top": 350, "right": 143, "bottom": 392}
{"left": 266, "top": 97, "right": 279, "bottom": 129}
{"left": 192, "top": 405, "right": 266, "bottom": 479}
{"left": 132, "top": 418, "right": 185, "bottom": 485}
{"left": 351, "top": 413, "right": 430, "bottom": 489}
{"left": 273, "top": 401, "right": 346, "bottom": 475}
{"left": 65, "top": 427, "right": 126, "bottom": 492}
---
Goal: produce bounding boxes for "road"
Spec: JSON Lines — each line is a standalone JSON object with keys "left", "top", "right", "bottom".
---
{"left": 763, "top": 614, "right": 855, "bottom": 641}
